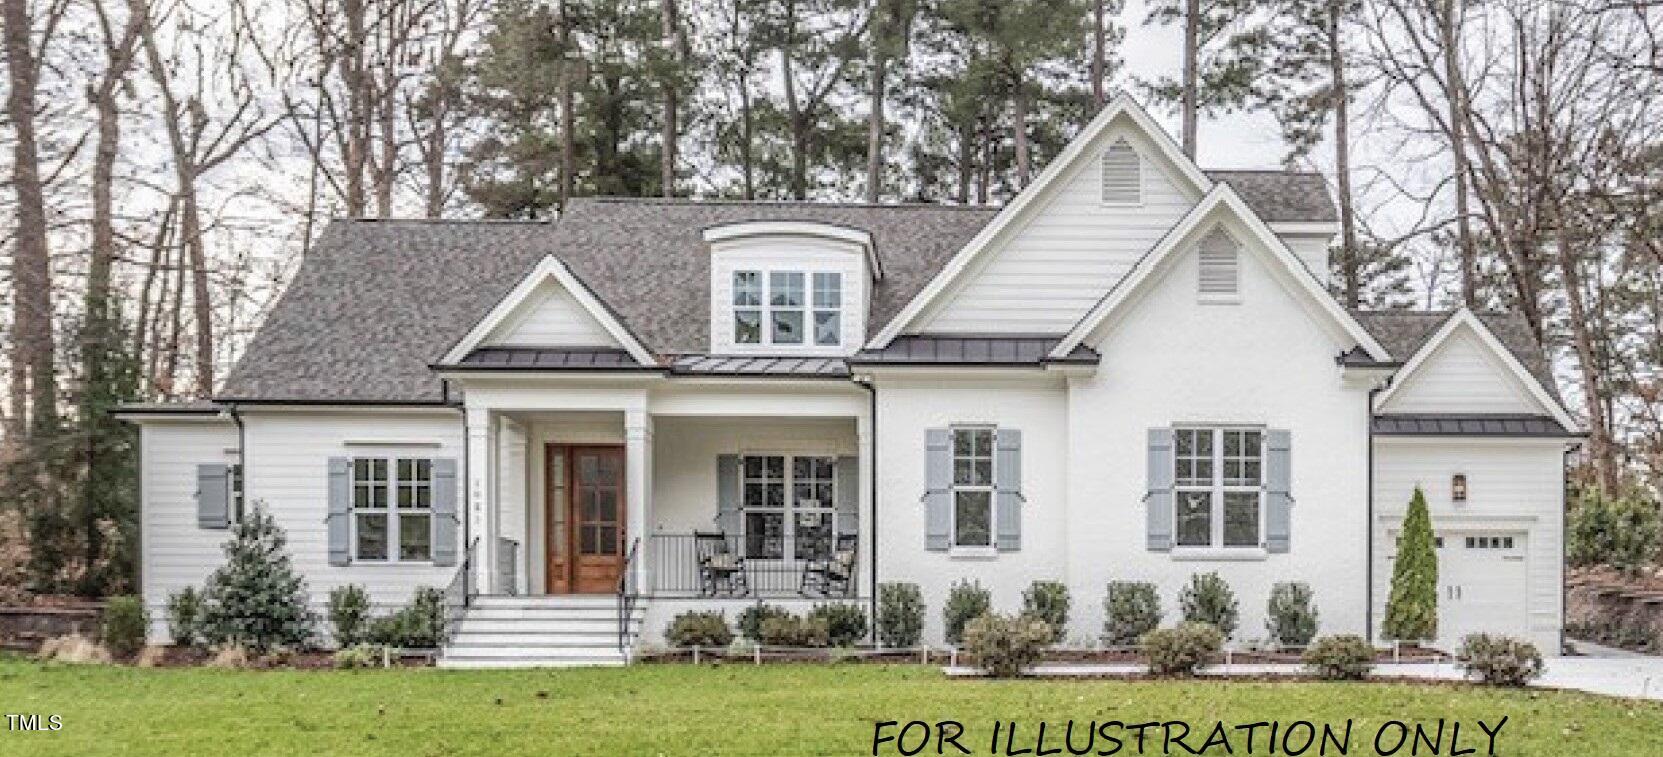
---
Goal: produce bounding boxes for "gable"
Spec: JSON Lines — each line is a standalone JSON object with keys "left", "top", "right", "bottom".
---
{"left": 483, "top": 278, "right": 623, "bottom": 349}
{"left": 1378, "top": 323, "right": 1551, "bottom": 416}
{"left": 914, "top": 117, "right": 1205, "bottom": 335}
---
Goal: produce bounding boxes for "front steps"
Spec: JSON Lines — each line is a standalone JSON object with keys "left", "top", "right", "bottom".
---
{"left": 438, "top": 595, "right": 644, "bottom": 669}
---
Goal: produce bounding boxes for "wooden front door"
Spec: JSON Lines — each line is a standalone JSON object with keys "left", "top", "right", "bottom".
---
{"left": 545, "top": 445, "right": 626, "bottom": 594}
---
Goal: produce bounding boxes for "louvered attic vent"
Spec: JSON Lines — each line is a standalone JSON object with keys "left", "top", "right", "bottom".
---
{"left": 1198, "top": 227, "right": 1240, "bottom": 299}
{"left": 1100, "top": 139, "right": 1141, "bottom": 204}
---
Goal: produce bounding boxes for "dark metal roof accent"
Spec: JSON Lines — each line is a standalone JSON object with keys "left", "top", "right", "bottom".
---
{"left": 112, "top": 401, "right": 225, "bottom": 415}
{"left": 850, "top": 335, "right": 1101, "bottom": 366}
{"left": 446, "top": 347, "right": 657, "bottom": 371}
{"left": 1372, "top": 414, "right": 1575, "bottom": 437}
{"left": 1335, "top": 345, "right": 1402, "bottom": 369}
{"left": 668, "top": 354, "right": 850, "bottom": 378}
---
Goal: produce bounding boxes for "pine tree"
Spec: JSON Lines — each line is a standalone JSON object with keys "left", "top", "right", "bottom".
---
{"left": 1142, "top": 0, "right": 1268, "bottom": 157}
{"left": 199, "top": 509, "right": 315, "bottom": 651}
{"left": 71, "top": 297, "right": 143, "bottom": 595}
{"left": 1383, "top": 486, "right": 1439, "bottom": 641}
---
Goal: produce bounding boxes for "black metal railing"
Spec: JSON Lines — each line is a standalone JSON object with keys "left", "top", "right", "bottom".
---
{"left": 617, "top": 537, "right": 641, "bottom": 654}
{"left": 442, "top": 538, "right": 479, "bottom": 645}
{"left": 648, "top": 532, "right": 858, "bottom": 598}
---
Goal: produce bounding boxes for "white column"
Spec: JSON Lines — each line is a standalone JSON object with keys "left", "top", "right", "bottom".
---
{"left": 625, "top": 408, "right": 652, "bottom": 590}
{"left": 466, "top": 407, "right": 496, "bottom": 593}
{"left": 857, "top": 408, "right": 874, "bottom": 598}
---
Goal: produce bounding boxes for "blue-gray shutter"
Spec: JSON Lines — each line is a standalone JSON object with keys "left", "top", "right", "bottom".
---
{"left": 994, "top": 429, "right": 1022, "bottom": 551}
{"left": 716, "top": 455, "right": 740, "bottom": 534}
{"left": 196, "top": 463, "right": 229, "bottom": 529}
{"left": 431, "top": 458, "right": 459, "bottom": 566}
{"left": 835, "top": 455, "right": 858, "bottom": 538}
{"left": 1146, "top": 429, "right": 1175, "bottom": 551}
{"left": 924, "top": 429, "right": 951, "bottom": 551}
{"left": 327, "top": 457, "right": 352, "bottom": 566}
{"left": 1265, "top": 430, "right": 1293, "bottom": 553}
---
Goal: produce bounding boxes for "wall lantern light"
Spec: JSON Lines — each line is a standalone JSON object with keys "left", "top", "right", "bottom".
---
{"left": 1451, "top": 474, "right": 1468, "bottom": 503}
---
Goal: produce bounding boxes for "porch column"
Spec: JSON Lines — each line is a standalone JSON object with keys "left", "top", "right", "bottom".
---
{"left": 625, "top": 409, "right": 652, "bottom": 591}
{"left": 857, "top": 408, "right": 874, "bottom": 600}
{"left": 466, "top": 407, "right": 497, "bottom": 593}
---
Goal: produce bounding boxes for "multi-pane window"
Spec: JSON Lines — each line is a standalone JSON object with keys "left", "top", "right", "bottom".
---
{"left": 732, "top": 269, "right": 843, "bottom": 347}
{"left": 352, "top": 457, "right": 434, "bottom": 562}
{"left": 1173, "top": 428, "right": 1262, "bottom": 548}
{"left": 740, "top": 454, "right": 838, "bottom": 559}
{"left": 951, "top": 427, "right": 995, "bottom": 548}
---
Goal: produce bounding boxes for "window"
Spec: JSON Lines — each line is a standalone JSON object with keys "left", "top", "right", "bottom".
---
{"left": 1173, "top": 428, "right": 1262, "bottom": 548}
{"left": 951, "top": 427, "right": 995, "bottom": 548}
{"left": 1465, "top": 535, "right": 1515, "bottom": 550}
{"left": 740, "top": 454, "right": 838, "bottom": 559}
{"left": 229, "top": 463, "right": 245, "bottom": 523}
{"left": 1100, "top": 138, "right": 1141, "bottom": 204}
{"left": 732, "top": 269, "right": 842, "bottom": 347}
{"left": 1198, "top": 228, "right": 1240, "bottom": 298}
{"left": 351, "top": 456, "right": 434, "bottom": 562}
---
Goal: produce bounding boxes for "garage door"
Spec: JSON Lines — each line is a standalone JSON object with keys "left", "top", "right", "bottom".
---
{"left": 1434, "top": 532, "right": 1529, "bottom": 650}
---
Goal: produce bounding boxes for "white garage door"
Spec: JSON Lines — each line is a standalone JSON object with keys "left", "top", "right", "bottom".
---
{"left": 1434, "top": 531, "right": 1529, "bottom": 650}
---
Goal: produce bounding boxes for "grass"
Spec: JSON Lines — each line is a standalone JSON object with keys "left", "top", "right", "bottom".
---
{"left": 3, "top": 659, "right": 1662, "bottom": 755}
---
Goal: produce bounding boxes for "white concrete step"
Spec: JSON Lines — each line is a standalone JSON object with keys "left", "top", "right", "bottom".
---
{"left": 459, "top": 606, "right": 640, "bottom": 622}
{"left": 470, "top": 594, "right": 621, "bottom": 609}
{"left": 436, "top": 655, "right": 626, "bottom": 669}
{"left": 448, "top": 632, "right": 622, "bottom": 647}
{"left": 455, "top": 618, "right": 640, "bottom": 635}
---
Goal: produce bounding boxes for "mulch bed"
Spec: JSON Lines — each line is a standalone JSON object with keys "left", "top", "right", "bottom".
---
{"left": 636, "top": 644, "right": 1448, "bottom": 666}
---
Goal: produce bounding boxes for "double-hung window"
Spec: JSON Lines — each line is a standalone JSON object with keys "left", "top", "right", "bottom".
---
{"left": 732, "top": 270, "right": 842, "bottom": 347}
{"left": 950, "top": 427, "right": 995, "bottom": 548}
{"left": 740, "top": 454, "right": 838, "bottom": 560}
{"left": 1173, "top": 428, "right": 1262, "bottom": 548}
{"left": 351, "top": 456, "right": 434, "bottom": 562}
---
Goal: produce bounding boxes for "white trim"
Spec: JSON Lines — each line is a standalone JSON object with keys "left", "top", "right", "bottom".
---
{"left": 1373, "top": 308, "right": 1579, "bottom": 431}
{"left": 1049, "top": 184, "right": 1391, "bottom": 360}
{"left": 1267, "top": 221, "right": 1342, "bottom": 237}
{"left": 438, "top": 255, "right": 657, "bottom": 366}
{"left": 866, "top": 93, "right": 1212, "bottom": 348}
{"left": 702, "top": 221, "right": 882, "bottom": 280}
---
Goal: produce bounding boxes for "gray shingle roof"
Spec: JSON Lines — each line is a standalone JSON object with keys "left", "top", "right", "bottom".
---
{"left": 1204, "top": 171, "right": 1337, "bottom": 223}
{"left": 1349, "top": 310, "right": 1561, "bottom": 403}
{"left": 1373, "top": 414, "right": 1573, "bottom": 437}
{"left": 851, "top": 336, "right": 1100, "bottom": 366}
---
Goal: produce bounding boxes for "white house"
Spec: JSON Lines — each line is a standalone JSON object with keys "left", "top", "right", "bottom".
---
{"left": 119, "top": 95, "right": 1579, "bottom": 667}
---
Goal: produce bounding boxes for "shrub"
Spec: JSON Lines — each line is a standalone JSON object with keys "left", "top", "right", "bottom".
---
{"left": 332, "top": 644, "right": 390, "bottom": 669}
{"left": 1456, "top": 634, "right": 1544, "bottom": 686}
{"left": 366, "top": 587, "right": 445, "bottom": 648}
{"left": 1142, "top": 622, "right": 1224, "bottom": 676}
{"left": 759, "top": 614, "right": 830, "bottom": 648}
{"left": 877, "top": 582, "right": 925, "bottom": 648}
{"left": 198, "top": 509, "right": 315, "bottom": 652}
{"left": 1568, "top": 488, "right": 1660, "bottom": 573}
{"left": 165, "top": 587, "right": 205, "bottom": 647}
{"left": 666, "top": 611, "right": 734, "bottom": 648}
{"left": 1103, "top": 581, "right": 1162, "bottom": 646}
{"left": 328, "top": 585, "right": 372, "bottom": 648}
{"left": 737, "top": 603, "right": 791, "bottom": 641}
{"left": 1302, "top": 635, "right": 1374, "bottom": 680}
{"left": 1265, "top": 582, "right": 1319, "bottom": 646}
{"left": 943, "top": 579, "right": 991, "bottom": 645}
{"left": 1021, "top": 581, "right": 1070, "bottom": 644}
{"left": 962, "top": 613, "right": 1052, "bottom": 678}
{"left": 37, "top": 634, "right": 113, "bottom": 665}
{"left": 1383, "top": 487, "right": 1439, "bottom": 641}
{"left": 1179, "top": 572, "right": 1239, "bottom": 638}
{"left": 101, "top": 596, "right": 148, "bottom": 658}
{"left": 808, "top": 603, "right": 868, "bottom": 647}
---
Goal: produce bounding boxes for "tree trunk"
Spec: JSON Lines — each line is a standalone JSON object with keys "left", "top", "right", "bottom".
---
{"left": 1181, "top": 0, "right": 1199, "bottom": 158}
{"left": 1438, "top": 0, "right": 1478, "bottom": 307}
{"left": 1012, "top": 75, "right": 1031, "bottom": 188}
{"left": 1092, "top": 0, "right": 1107, "bottom": 107}
{"left": 738, "top": 70, "right": 755, "bottom": 200}
{"left": 1327, "top": 0, "right": 1360, "bottom": 307}
{"left": 865, "top": 51, "right": 887, "bottom": 203}
{"left": 661, "top": 0, "right": 679, "bottom": 197}
{"left": 558, "top": 0, "right": 575, "bottom": 208}
{"left": 340, "top": 0, "right": 370, "bottom": 217}
{"left": 3, "top": 0, "right": 57, "bottom": 436}
{"left": 1555, "top": 224, "right": 1619, "bottom": 490}
{"left": 955, "top": 122, "right": 973, "bottom": 204}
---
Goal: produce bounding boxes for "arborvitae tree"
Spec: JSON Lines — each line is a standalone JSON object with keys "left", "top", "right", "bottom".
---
{"left": 199, "top": 509, "right": 315, "bottom": 651}
{"left": 1383, "top": 487, "right": 1438, "bottom": 641}
{"left": 71, "top": 299, "right": 143, "bottom": 595}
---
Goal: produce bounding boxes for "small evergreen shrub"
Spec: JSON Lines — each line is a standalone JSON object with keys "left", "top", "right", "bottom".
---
{"left": 963, "top": 612, "right": 1052, "bottom": 678}
{"left": 101, "top": 596, "right": 148, "bottom": 658}
{"left": 666, "top": 611, "right": 734, "bottom": 648}
{"left": 1265, "top": 582, "right": 1319, "bottom": 646}
{"left": 1568, "top": 488, "right": 1660, "bottom": 573}
{"left": 332, "top": 644, "right": 390, "bottom": 669}
{"left": 877, "top": 582, "right": 925, "bottom": 648}
{"left": 943, "top": 579, "right": 991, "bottom": 645}
{"left": 1383, "top": 487, "right": 1439, "bottom": 641}
{"left": 366, "top": 587, "right": 446, "bottom": 648}
{"left": 1142, "top": 622, "right": 1224, "bottom": 676}
{"left": 1179, "top": 572, "right": 1239, "bottom": 638}
{"left": 1302, "top": 635, "right": 1374, "bottom": 680}
{"left": 198, "top": 509, "right": 315, "bottom": 651}
{"left": 1021, "top": 581, "right": 1070, "bottom": 643}
{"left": 1103, "top": 581, "right": 1162, "bottom": 646}
{"left": 808, "top": 603, "right": 868, "bottom": 647}
{"left": 737, "top": 603, "right": 790, "bottom": 641}
{"left": 165, "top": 587, "right": 204, "bottom": 647}
{"left": 759, "top": 614, "right": 830, "bottom": 647}
{"left": 1457, "top": 634, "right": 1544, "bottom": 686}
{"left": 328, "top": 585, "right": 372, "bottom": 648}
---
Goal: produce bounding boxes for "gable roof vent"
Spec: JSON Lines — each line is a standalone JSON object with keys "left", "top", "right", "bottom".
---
{"left": 1100, "top": 138, "right": 1141, "bottom": 205}
{"left": 1198, "top": 227, "right": 1240, "bottom": 298}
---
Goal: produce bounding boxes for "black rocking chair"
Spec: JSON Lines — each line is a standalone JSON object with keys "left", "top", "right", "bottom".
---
{"left": 799, "top": 534, "right": 857, "bottom": 597}
{"left": 695, "top": 531, "right": 748, "bottom": 597}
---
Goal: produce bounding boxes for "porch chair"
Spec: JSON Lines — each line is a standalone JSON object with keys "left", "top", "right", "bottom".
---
{"left": 799, "top": 534, "right": 857, "bottom": 597}
{"left": 695, "top": 531, "right": 748, "bottom": 597}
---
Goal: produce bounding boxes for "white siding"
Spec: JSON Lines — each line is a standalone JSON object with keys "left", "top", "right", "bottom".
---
{"left": 139, "top": 419, "right": 239, "bottom": 641}
{"left": 1381, "top": 327, "right": 1543, "bottom": 415}
{"left": 709, "top": 236, "right": 868, "bottom": 356}
{"left": 1372, "top": 438, "right": 1565, "bottom": 652}
{"left": 1279, "top": 234, "right": 1332, "bottom": 286}
{"left": 484, "top": 279, "right": 621, "bottom": 348}
{"left": 917, "top": 123, "right": 1201, "bottom": 334}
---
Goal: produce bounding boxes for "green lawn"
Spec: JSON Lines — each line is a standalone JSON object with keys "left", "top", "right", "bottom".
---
{"left": 3, "top": 660, "right": 1661, "bottom": 756}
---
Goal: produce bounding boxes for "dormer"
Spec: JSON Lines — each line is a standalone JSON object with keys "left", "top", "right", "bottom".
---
{"left": 704, "top": 222, "right": 878, "bottom": 357}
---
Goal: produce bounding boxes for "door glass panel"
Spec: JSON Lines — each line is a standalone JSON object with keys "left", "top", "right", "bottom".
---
{"left": 548, "top": 452, "right": 566, "bottom": 559}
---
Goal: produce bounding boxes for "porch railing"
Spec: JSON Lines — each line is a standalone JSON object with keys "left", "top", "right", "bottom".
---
{"left": 442, "top": 538, "right": 479, "bottom": 645}
{"left": 617, "top": 537, "right": 641, "bottom": 654}
{"left": 648, "top": 532, "right": 859, "bottom": 599}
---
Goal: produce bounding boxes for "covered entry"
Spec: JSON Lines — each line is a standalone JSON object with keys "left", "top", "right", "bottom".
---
{"left": 544, "top": 444, "right": 626, "bottom": 594}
